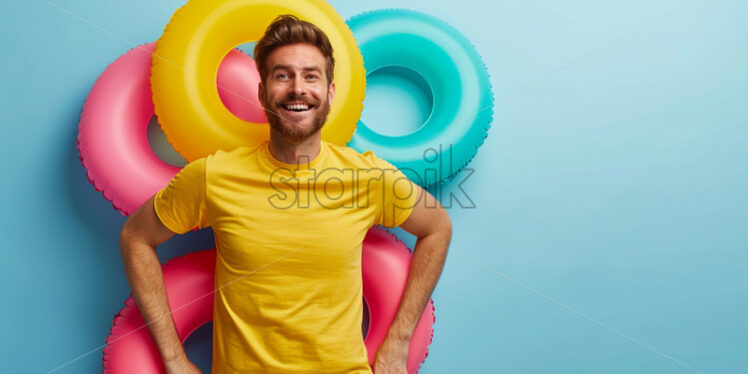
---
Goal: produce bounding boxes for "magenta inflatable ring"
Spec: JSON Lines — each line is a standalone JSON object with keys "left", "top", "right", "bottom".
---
{"left": 77, "top": 43, "right": 264, "bottom": 216}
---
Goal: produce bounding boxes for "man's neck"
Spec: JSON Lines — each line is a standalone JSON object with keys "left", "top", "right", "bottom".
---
{"left": 267, "top": 132, "right": 322, "bottom": 166}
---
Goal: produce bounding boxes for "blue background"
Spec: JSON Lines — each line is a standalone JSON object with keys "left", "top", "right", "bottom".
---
{"left": 1, "top": 0, "right": 746, "bottom": 373}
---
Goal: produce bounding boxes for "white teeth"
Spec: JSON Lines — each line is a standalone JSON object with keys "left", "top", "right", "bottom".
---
{"left": 284, "top": 104, "right": 309, "bottom": 111}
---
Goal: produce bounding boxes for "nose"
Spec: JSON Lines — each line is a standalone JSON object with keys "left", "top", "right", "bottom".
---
{"left": 291, "top": 75, "right": 306, "bottom": 97}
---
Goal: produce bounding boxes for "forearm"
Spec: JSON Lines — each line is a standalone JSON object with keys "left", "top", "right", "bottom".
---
{"left": 385, "top": 228, "right": 451, "bottom": 341}
{"left": 120, "top": 237, "right": 186, "bottom": 362}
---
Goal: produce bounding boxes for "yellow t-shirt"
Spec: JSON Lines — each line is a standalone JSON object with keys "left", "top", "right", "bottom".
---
{"left": 153, "top": 140, "right": 419, "bottom": 374}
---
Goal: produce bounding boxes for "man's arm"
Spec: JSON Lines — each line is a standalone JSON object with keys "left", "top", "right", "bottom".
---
{"left": 372, "top": 186, "right": 452, "bottom": 373}
{"left": 119, "top": 195, "right": 201, "bottom": 373}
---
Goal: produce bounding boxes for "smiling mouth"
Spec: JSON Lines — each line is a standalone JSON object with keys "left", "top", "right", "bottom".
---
{"left": 281, "top": 103, "right": 313, "bottom": 112}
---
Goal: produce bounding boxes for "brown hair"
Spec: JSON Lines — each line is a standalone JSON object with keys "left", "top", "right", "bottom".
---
{"left": 254, "top": 15, "right": 335, "bottom": 84}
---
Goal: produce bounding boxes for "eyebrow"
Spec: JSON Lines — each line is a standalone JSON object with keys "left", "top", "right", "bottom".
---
{"left": 271, "top": 64, "right": 322, "bottom": 74}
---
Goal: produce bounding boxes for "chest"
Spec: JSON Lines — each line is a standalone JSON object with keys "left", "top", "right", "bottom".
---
{"left": 205, "top": 174, "right": 376, "bottom": 275}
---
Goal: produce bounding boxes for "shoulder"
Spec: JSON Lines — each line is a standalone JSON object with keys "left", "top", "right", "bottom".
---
{"left": 207, "top": 143, "right": 263, "bottom": 165}
{"left": 202, "top": 144, "right": 264, "bottom": 181}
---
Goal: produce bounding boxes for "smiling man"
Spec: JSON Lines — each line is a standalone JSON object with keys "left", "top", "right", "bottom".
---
{"left": 119, "top": 15, "right": 451, "bottom": 374}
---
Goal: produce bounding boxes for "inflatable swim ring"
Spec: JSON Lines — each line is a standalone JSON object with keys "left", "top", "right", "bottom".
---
{"left": 362, "top": 228, "right": 435, "bottom": 373}
{"left": 77, "top": 43, "right": 263, "bottom": 216}
{"left": 150, "top": 0, "right": 366, "bottom": 162}
{"left": 103, "top": 228, "right": 435, "bottom": 373}
{"left": 346, "top": 9, "right": 494, "bottom": 187}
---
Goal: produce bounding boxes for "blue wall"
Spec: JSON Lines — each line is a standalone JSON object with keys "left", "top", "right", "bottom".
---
{"left": 1, "top": 0, "right": 746, "bottom": 373}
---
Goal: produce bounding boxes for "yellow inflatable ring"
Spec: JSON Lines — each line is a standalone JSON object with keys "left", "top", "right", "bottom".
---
{"left": 151, "top": 0, "right": 365, "bottom": 161}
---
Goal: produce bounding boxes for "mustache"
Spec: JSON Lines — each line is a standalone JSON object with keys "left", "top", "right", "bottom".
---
{"left": 276, "top": 93, "right": 319, "bottom": 107}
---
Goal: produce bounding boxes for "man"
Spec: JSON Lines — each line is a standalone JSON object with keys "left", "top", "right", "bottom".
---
{"left": 119, "top": 15, "right": 451, "bottom": 374}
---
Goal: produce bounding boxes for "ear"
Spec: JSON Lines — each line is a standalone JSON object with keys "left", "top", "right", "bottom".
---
{"left": 328, "top": 81, "right": 335, "bottom": 103}
{"left": 258, "top": 81, "right": 265, "bottom": 106}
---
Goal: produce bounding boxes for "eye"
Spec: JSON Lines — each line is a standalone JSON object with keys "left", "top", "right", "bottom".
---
{"left": 276, "top": 72, "right": 289, "bottom": 80}
{"left": 306, "top": 73, "right": 319, "bottom": 80}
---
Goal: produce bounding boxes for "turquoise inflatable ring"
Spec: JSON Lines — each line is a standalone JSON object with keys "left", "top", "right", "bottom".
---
{"left": 347, "top": 9, "right": 494, "bottom": 187}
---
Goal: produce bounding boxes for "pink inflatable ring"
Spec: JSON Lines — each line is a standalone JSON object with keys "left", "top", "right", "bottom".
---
{"left": 77, "top": 42, "right": 265, "bottom": 216}
{"left": 103, "top": 227, "right": 435, "bottom": 373}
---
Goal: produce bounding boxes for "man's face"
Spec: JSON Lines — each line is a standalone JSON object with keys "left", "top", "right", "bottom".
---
{"left": 258, "top": 43, "right": 335, "bottom": 142}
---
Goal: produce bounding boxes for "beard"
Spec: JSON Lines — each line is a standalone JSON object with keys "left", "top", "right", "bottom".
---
{"left": 263, "top": 92, "right": 331, "bottom": 142}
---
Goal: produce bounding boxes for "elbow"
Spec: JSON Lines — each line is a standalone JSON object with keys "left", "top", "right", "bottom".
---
{"left": 421, "top": 207, "right": 451, "bottom": 243}
{"left": 119, "top": 217, "right": 140, "bottom": 254}
{"left": 440, "top": 209, "right": 453, "bottom": 242}
{"left": 119, "top": 225, "right": 134, "bottom": 255}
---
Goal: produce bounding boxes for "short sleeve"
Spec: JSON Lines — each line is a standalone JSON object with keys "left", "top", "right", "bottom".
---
{"left": 369, "top": 155, "right": 420, "bottom": 228}
{"left": 153, "top": 157, "right": 210, "bottom": 234}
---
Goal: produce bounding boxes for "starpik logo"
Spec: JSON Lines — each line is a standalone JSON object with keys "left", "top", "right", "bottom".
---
{"left": 266, "top": 144, "right": 476, "bottom": 210}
